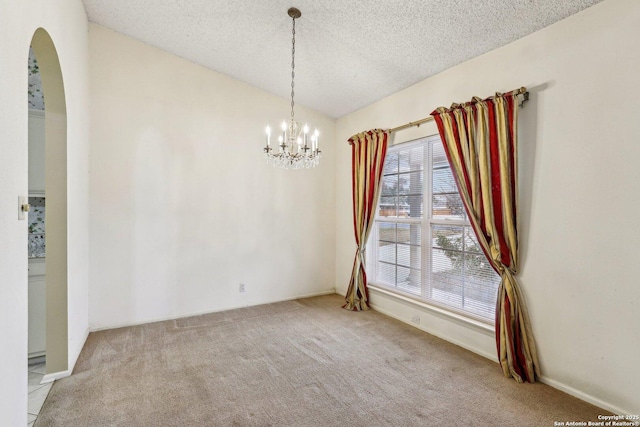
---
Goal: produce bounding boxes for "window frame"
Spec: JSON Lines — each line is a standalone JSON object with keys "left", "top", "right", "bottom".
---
{"left": 366, "top": 134, "right": 499, "bottom": 325}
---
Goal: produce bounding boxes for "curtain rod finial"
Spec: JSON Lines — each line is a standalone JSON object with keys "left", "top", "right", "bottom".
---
{"left": 519, "top": 91, "right": 530, "bottom": 108}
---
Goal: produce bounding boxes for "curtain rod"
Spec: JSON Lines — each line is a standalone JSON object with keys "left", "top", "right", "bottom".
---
{"left": 387, "top": 87, "right": 529, "bottom": 134}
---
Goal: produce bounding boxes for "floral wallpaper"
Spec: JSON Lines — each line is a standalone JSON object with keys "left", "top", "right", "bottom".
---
{"left": 28, "top": 47, "right": 45, "bottom": 111}
{"left": 28, "top": 197, "right": 45, "bottom": 258}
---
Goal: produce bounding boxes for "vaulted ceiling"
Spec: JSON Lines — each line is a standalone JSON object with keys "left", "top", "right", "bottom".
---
{"left": 82, "top": 0, "right": 603, "bottom": 118}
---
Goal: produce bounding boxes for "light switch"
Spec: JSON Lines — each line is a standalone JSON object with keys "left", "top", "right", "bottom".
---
{"left": 18, "top": 196, "right": 29, "bottom": 220}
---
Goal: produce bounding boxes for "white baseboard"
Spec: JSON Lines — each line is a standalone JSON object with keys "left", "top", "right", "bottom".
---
{"left": 28, "top": 351, "right": 46, "bottom": 360}
{"left": 538, "top": 375, "right": 632, "bottom": 415}
{"left": 289, "top": 289, "right": 337, "bottom": 301}
{"left": 37, "top": 328, "right": 89, "bottom": 385}
{"left": 89, "top": 288, "right": 337, "bottom": 332}
{"left": 41, "top": 369, "right": 71, "bottom": 384}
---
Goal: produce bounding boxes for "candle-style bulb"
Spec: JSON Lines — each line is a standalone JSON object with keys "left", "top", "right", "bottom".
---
{"left": 303, "top": 124, "right": 309, "bottom": 134}
{"left": 281, "top": 121, "right": 287, "bottom": 132}
{"left": 266, "top": 125, "right": 271, "bottom": 136}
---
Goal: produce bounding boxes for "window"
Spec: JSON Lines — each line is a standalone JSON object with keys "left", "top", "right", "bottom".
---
{"left": 368, "top": 135, "right": 500, "bottom": 322}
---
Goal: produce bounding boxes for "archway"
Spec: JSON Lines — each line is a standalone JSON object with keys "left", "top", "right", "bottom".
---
{"left": 29, "top": 28, "right": 68, "bottom": 377}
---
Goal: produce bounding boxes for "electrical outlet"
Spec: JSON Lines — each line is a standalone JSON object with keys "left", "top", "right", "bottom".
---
{"left": 239, "top": 283, "right": 246, "bottom": 293}
{"left": 411, "top": 315, "right": 420, "bottom": 325}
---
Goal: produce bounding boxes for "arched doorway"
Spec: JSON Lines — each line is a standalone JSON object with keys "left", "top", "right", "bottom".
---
{"left": 29, "top": 28, "right": 68, "bottom": 378}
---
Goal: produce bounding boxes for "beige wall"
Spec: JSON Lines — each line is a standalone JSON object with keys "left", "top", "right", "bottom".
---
{"left": 335, "top": 0, "right": 640, "bottom": 414}
{"left": 88, "top": 24, "right": 336, "bottom": 329}
{"left": 0, "top": 0, "right": 90, "bottom": 424}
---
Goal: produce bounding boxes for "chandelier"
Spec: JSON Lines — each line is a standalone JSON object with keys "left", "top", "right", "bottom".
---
{"left": 263, "top": 7, "right": 321, "bottom": 169}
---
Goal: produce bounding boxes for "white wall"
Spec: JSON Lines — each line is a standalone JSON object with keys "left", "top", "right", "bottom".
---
{"left": 335, "top": 0, "right": 639, "bottom": 415}
{"left": 0, "top": 0, "right": 90, "bottom": 424}
{"left": 88, "top": 24, "right": 336, "bottom": 329}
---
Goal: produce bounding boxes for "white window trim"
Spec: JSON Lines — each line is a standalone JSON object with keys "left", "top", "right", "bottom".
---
{"left": 366, "top": 134, "right": 498, "bottom": 327}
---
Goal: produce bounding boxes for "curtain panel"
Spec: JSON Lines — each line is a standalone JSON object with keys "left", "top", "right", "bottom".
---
{"left": 343, "top": 129, "right": 389, "bottom": 311}
{"left": 431, "top": 90, "right": 540, "bottom": 383}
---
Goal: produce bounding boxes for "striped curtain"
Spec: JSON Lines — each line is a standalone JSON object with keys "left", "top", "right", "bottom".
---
{"left": 431, "top": 90, "right": 540, "bottom": 383}
{"left": 343, "top": 129, "right": 389, "bottom": 311}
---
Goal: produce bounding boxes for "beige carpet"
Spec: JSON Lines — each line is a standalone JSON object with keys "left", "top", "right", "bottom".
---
{"left": 36, "top": 294, "right": 607, "bottom": 426}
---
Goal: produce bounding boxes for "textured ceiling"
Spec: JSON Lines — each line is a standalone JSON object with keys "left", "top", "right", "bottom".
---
{"left": 82, "top": 0, "right": 603, "bottom": 118}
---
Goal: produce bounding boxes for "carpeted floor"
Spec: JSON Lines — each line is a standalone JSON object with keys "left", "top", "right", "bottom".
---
{"left": 35, "top": 294, "right": 607, "bottom": 426}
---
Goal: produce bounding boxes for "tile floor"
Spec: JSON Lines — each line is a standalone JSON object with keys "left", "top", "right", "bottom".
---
{"left": 27, "top": 362, "right": 53, "bottom": 427}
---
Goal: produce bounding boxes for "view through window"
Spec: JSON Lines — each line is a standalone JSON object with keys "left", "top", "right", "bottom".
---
{"left": 368, "top": 135, "right": 500, "bottom": 321}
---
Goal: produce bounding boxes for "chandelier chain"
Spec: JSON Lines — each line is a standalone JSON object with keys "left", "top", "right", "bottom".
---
{"left": 291, "top": 16, "right": 296, "bottom": 120}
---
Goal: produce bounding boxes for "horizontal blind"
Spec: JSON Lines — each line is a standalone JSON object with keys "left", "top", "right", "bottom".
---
{"left": 371, "top": 136, "right": 500, "bottom": 322}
